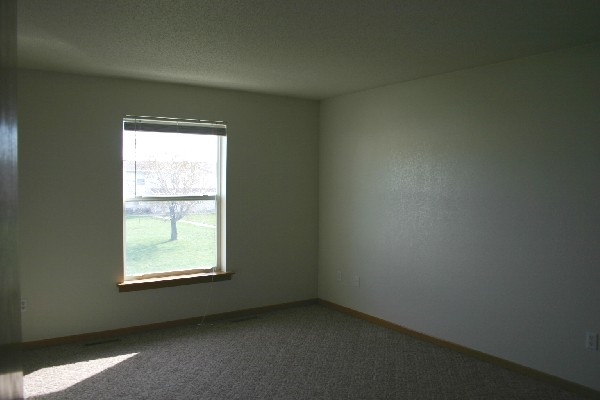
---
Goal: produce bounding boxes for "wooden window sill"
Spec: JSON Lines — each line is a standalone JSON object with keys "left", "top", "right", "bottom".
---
{"left": 117, "top": 271, "right": 234, "bottom": 292}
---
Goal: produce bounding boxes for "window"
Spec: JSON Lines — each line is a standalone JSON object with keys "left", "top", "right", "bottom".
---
{"left": 121, "top": 116, "right": 227, "bottom": 284}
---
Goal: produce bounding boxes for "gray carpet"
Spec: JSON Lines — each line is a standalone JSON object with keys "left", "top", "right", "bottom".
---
{"left": 23, "top": 304, "right": 591, "bottom": 399}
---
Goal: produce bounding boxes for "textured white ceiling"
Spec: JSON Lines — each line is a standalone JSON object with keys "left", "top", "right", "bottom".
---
{"left": 17, "top": 0, "right": 600, "bottom": 99}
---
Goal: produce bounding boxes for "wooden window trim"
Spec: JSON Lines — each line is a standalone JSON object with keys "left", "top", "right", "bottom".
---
{"left": 117, "top": 271, "right": 234, "bottom": 292}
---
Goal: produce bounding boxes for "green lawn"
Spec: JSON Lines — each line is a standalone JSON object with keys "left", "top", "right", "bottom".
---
{"left": 182, "top": 213, "right": 216, "bottom": 226}
{"left": 125, "top": 215, "right": 216, "bottom": 276}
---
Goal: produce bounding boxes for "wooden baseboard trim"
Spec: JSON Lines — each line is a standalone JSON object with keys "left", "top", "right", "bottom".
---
{"left": 318, "top": 299, "right": 600, "bottom": 400}
{"left": 22, "top": 298, "right": 318, "bottom": 349}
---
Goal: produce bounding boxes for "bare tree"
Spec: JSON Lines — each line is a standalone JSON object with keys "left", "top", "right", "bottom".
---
{"left": 144, "top": 160, "right": 214, "bottom": 241}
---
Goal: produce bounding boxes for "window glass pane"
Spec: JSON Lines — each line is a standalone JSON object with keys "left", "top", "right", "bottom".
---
{"left": 124, "top": 200, "right": 217, "bottom": 277}
{"left": 123, "top": 131, "right": 218, "bottom": 198}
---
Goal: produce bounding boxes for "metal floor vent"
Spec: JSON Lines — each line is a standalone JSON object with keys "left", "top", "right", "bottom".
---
{"left": 230, "top": 315, "right": 259, "bottom": 323}
{"left": 84, "top": 338, "right": 121, "bottom": 347}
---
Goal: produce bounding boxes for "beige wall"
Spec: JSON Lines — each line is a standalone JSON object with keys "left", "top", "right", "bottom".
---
{"left": 18, "top": 70, "right": 319, "bottom": 341}
{"left": 319, "top": 43, "right": 600, "bottom": 390}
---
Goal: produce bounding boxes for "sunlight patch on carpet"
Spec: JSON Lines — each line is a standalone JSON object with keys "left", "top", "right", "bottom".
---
{"left": 24, "top": 353, "right": 138, "bottom": 397}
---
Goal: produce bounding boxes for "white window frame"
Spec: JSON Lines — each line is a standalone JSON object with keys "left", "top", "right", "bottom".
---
{"left": 122, "top": 116, "right": 227, "bottom": 281}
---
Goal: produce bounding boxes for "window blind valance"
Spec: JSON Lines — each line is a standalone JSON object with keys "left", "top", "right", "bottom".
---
{"left": 123, "top": 116, "right": 227, "bottom": 136}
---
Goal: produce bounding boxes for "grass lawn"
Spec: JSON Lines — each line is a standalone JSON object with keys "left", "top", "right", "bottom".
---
{"left": 182, "top": 213, "right": 216, "bottom": 226}
{"left": 125, "top": 215, "right": 216, "bottom": 276}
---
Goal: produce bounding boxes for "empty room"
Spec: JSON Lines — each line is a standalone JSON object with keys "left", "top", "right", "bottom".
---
{"left": 2, "top": 0, "right": 599, "bottom": 399}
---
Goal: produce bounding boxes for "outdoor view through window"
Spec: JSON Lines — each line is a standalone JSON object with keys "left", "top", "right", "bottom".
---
{"left": 122, "top": 117, "right": 226, "bottom": 279}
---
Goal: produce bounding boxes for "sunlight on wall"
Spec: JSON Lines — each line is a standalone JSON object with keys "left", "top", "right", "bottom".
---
{"left": 24, "top": 353, "right": 138, "bottom": 397}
